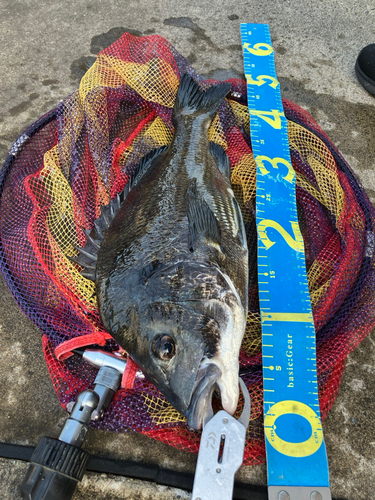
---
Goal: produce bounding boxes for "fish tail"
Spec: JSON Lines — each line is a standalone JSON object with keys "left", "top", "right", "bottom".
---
{"left": 174, "top": 73, "right": 231, "bottom": 119}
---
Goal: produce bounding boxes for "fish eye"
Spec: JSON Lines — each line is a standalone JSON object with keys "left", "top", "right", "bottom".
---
{"left": 153, "top": 335, "right": 176, "bottom": 361}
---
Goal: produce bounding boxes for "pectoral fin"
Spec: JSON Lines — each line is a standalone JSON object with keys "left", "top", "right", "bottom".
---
{"left": 209, "top": 141, "right": 231, "bottom": 179}
{"left": 185, "top": 178, "right": 221, "bottom": 252}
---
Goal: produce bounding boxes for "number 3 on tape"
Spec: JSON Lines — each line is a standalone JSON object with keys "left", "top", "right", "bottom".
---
{"left": 241, "top": 23, "right": 332, "bottom": 500}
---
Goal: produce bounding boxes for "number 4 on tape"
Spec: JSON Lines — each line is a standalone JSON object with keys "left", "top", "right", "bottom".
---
{"left": 241, "top": 23, "right": 332, "bottom": 500}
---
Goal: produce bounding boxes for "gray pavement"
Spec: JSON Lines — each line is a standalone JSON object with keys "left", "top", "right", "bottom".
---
{"left": 1, "top": 1, "right": 375, "bottom": 499}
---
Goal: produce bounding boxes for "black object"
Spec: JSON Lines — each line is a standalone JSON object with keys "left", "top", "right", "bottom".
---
{"left": 19, "top": 437, "right": 90, "bottom": 500}
{"left": 355, "top": 43, "right": 375, "bottom": 95}
{"left": 1, "top": 441, "right": 350, "bottom": 500}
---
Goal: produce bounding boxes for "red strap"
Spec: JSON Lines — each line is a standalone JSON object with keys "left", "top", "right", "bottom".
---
{"left": 121, "top": 356, "right": 139, "bottom": 389}
{"left": 54, "top": 332, "right": 112, "bottom": 361}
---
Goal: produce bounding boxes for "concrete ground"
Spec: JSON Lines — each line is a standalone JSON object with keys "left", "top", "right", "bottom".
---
{"left": 1, "top": 1, "right": 375, "bottom": 499}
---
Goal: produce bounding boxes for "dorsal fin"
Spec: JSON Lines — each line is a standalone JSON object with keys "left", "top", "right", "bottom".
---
{"left": 129, "top": 145, "right": 167, "bottom": 189}
{"left": 209, "top": 141, "right": 231, "bottom": 178}
{"left": 185, "top": 178, "right": 221, "bottom": 252}
{"left": 174, "top": 74, "right": 231, "bottom": 119}
{"left": 71, "top": 146, "right": 167, "bottom": 281}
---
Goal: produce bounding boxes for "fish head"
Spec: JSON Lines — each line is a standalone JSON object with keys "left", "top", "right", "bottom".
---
{"left": 117, "top": 293, "right": 245, "bottom": 430}
{"left": 98, "top": 262, "right": 247, "bottom": 430}
{"left": 120, "top": 302, "right": 211, "bottom": 422}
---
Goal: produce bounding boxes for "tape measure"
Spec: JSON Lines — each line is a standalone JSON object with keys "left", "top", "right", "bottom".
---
{"left": 241, "top": 24, "right": 331, "bottom": 500}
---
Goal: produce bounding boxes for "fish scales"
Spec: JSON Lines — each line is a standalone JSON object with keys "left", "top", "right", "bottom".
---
{"left": 79, "top": 73, "right": 249, "bottom": 429}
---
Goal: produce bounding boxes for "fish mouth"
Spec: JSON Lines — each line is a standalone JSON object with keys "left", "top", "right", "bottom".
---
{"left": 185, "top": 363, "right": 222, "bottom": 430}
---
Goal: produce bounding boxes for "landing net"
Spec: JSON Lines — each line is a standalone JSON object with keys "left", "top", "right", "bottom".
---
{"left": 1, "top": 33, "right": 375, "bottom": 465}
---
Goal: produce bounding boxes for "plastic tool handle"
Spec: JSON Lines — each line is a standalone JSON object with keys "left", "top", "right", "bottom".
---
{"left": 19, "top": 437, "right": 90, "bottom": 500}
{"left": 19, "top": 389, "right": 96, "bottom": 500}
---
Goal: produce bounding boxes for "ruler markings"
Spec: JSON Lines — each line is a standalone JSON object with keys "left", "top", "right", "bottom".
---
{"left": 241, "top": 23, "right": 331, "bottom": 495}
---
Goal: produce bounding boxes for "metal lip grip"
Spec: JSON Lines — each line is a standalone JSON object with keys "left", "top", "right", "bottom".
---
{"left": 191, "top": 378, "right": 251, "bottom": 500}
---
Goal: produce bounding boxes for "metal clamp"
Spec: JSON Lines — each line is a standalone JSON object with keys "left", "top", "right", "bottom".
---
{"left": 61, "top": 350, "right": 127, "bottom": 444}
{"left": 191, "top": 377, "right": 251, "bottom": 500}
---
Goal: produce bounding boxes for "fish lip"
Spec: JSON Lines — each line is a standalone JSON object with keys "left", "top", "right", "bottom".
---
{"left": 185, "top": 363, "right": 222, "bottom": 430}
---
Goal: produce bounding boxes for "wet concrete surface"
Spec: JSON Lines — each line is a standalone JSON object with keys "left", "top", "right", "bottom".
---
{"left": 1, "top": 1, "right": 375, "bottom": 499}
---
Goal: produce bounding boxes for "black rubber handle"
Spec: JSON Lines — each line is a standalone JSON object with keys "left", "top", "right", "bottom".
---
{"left": 19, "top": 436, "right": 90, "bottom": 500}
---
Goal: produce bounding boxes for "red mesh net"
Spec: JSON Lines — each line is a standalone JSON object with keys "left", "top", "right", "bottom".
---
{"left": 1, "top": 33, "right": 375, "bottom": 465}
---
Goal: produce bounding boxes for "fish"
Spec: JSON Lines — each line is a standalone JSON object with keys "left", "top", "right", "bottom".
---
{"left": 75, "top": 73, "right": 249, "bottom": 429}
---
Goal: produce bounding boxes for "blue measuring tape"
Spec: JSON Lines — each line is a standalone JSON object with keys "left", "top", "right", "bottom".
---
{"left": 241, "top": 24, "right": 331, "bottom": 500}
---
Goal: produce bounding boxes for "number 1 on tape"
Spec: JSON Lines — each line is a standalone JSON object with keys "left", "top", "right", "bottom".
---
{"left": 241, "top": 23, "right": 332, "bottom": 500}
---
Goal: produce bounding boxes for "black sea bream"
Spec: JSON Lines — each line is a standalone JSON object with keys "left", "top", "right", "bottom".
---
{"left": 76, "top": 74, "right": 249, "bottom": 429}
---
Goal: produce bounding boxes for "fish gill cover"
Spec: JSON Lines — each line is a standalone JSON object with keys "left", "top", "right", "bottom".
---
{"left": 1, "top": 32, "right": 375, "bottom": 464}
